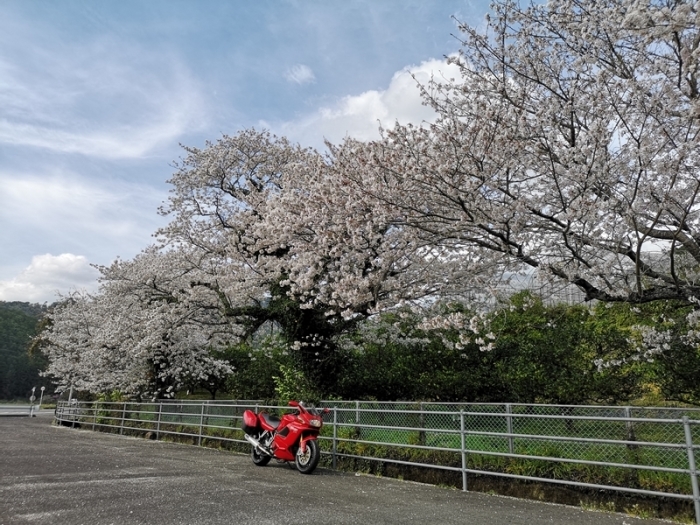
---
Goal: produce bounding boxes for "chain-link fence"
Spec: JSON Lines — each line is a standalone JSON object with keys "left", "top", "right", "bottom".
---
{"left": 55, "top": 400, "right": 700, "bottom": 523}
{"left": 327, "top": 402, "right": 699, "bottom": 467}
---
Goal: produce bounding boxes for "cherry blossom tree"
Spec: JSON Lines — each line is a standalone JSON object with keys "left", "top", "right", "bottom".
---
{"left": 155, "top": 129, "right": 458, "bottom": 389}
{"left": 42, "top": 130, "right": 452, "bottom": 397}
{"left": 40, "top": 249, "right": 235, "bottom": 399}
{"left": 353, "top": 0, "right": 700, "bottom": 307}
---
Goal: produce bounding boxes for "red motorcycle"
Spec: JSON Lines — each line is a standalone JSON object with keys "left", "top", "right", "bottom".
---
{"left": 242, "top": 401, "right": 328, "bottom": 474}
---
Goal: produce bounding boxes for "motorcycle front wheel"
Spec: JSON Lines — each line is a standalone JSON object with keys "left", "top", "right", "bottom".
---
{"left": 251, "top": 443, "right": 271, "bottom": 467}
{"left": 295, "top": 439, "right": 320, "bottom": 474}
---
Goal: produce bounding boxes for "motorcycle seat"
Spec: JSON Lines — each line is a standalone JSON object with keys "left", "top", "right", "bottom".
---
{"left": 261, "top": 413, "right": 281, "bottom": 429}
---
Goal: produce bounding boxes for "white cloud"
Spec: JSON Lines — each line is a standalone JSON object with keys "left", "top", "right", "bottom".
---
{"left": 0, "top": 169, "right": 167, "bottom": 285}
{"left": 0, "top": 33, "right": 207, "bottom": 159}
{"left": 285, "top": 64, "right": 316, "bottom": 85}
{"left": 268, "top": 57, "right": 461, "bottom": 148}
{"left": 0, "top": 107, "right": 196, "bottom": 160}
{"left": 0, "top": 254, "right": 100, "bottom": 303}
{"left": 0, "top": 170, "right": 164, "bottom": 240}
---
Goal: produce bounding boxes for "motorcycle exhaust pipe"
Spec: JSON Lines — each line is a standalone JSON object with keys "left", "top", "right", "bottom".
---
{"left": 244, "top": 433, "right": 272, "bottom": 456}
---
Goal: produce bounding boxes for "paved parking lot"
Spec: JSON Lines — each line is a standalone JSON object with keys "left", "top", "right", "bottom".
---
{"left": 0, "top": 416, "right": 670, "bottom": 525}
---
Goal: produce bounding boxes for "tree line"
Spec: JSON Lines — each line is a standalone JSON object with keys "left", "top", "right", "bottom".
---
{"left": 10, "top": 292, "right": 700, "bottom": 405}
{"left": 0, "top": 302, "right": 47, "bottom": 400}
{"left": 225, "top": 293, "right": 700, "bottom": 405}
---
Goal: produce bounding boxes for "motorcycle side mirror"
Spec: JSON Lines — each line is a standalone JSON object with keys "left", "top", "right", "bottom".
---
{"left": 322, "top": 408, "right": 330, "bottom": 414}
{"left": 288, "top": 400, "right": 300, "bottom": 408}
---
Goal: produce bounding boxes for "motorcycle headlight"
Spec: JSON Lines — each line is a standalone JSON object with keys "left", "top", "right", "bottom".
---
{"left": 309, "top": 418, "right": 322, "bottom": 428}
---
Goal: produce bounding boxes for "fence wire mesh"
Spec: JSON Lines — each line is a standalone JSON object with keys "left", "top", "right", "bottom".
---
{"left": 325, "top": 402, "right": 699, "bottom": 472}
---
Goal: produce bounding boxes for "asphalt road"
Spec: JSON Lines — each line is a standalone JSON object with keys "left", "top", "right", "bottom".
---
{"left": 0, "top": 417, "right": 671, "bottom": 525}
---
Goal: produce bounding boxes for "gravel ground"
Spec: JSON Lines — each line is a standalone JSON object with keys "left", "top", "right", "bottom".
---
{"left": 0, "top": 416, "right": 672, "bottom": 525}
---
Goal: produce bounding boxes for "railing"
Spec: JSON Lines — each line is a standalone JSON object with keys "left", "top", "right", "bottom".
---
{"left": 0, "top": 405, "right": 34, "bottom": 417}
{"left": 55, "top": 400, "right": 700, "bottom": 524}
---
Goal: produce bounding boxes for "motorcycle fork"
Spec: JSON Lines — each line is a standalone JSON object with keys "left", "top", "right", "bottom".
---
{"left": 298, "top": 433, "right": 315, "bottom": 454}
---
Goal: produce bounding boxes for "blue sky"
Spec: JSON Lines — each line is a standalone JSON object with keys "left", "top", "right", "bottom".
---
{"left": 0, "top": 0, "right": 490, "bottom": 303}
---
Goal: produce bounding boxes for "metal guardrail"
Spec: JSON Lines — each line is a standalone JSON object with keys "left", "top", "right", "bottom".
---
{"left": 55, "top": 400, "right": 700, "bottom": 524}
{"left": 0, "top": 405, "right": 33, "bottom": 417}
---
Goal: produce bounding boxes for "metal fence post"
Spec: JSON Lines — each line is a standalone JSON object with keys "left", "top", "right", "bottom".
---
{"left": 682, "top": 417, "right": 700, "bottom": 525}
{"left": 624, "top": 406, "right": 640, "bottom": 472}
{"left": 505, "top": 403, "right": 514, "bottom": 454}
{"left": 198, "top": 403, "right": 205, "bottom": 446}
{"left": 418, "top": 402, "right": 426, "bottom": 446}
{"left": 624, "top": 407, "right": 636, "bottom": 442}
{"left": 156, "top": 402, "right": 162, "bottom": 439}
{"left": 332, "top": 407, "right": 338, "bottom": 470}
{"left": 460, "top": 410, "right": 467, "bottom": 491}
{"left": 120, "top": 402, "right": 126, "bottom": 435}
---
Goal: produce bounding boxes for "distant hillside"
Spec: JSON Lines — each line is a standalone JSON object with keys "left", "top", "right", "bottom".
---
{"left": 0, "top": 301, "right": 49, "bottom": 400}
{"left": 0, "top": 301, "right": 48, "bottom": 317}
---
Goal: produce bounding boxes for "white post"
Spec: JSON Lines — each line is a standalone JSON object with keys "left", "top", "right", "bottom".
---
{"left": 39, "top": 386, "right": 45, "bottom": 409}
{"left": 29, "top": 387, "right": 36, "bottom": 417}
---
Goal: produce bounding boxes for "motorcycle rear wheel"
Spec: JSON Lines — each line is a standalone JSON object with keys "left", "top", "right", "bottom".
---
{"left": 251, "top": 444, "right": 271, "bottom": 466}
{"left": 295, "top": 439, "right": 320, "bottom": 474}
